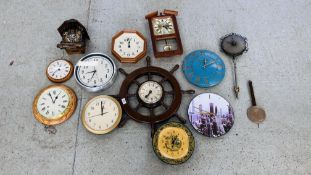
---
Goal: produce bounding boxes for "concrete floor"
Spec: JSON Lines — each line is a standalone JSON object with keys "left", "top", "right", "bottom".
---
{"left": 0, "top": 0, "right": 311, "bottom": 174}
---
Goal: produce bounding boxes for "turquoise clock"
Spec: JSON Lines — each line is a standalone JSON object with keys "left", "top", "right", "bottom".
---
{"left": 182, "top": 50, "right": 225, "bottom": 88}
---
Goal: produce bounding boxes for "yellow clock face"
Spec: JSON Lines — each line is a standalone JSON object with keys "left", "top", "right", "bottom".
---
{"left": 153, "top": 122, "right": 195, "bottom": 165}
{"left": 32, "top": 85, "right": 77, "bottom": 125}
{"left": 152, "top": 17, "right": 175, "bottom": 36}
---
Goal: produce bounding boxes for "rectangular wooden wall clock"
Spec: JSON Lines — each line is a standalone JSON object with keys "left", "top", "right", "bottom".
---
{"left": 145, "top": 10, "right": 183, "bottom": 58}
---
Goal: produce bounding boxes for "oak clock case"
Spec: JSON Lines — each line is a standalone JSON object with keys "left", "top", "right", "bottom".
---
{"left": 182, "top": 50, "right": 225, "bottom": 88}
{"left": 33, "top": 85, "right": 77, "bottom": 125}
{"left": 46, "top": 59, "right": 74, "bottom": 83}
{"left": 74, "top": 53, "right": 117, "bottom": 92}
{"left": 188, "top": 93, "right": 234, "bottom": 138}
{"left": 82, "top": 95, "right": 122, "bottom": 134}
{"left": 145, "top": 10, "right": 183, "bottom": 58}
{"left": 57, "top": 19, "right": 90, "bottom": 55}
{"left": 153, "top": 122, "right": 195, "bottom": 165}
{"left": 117, "top": 56, "right": 195, "bottom": 136}
{"left": 112, "top": 30, "right": 147, "bottom": 63}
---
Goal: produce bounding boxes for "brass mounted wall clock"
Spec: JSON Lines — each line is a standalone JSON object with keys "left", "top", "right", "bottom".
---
{"left": 32, "top": 85, "right": 77, "bottom": 125}
{"left": 220, "top": 33, "right": 248, "bottom": 98}
{"left": 145, "top": 10, "right": 183, "bottom": 58}
{"left": 111, "top": 30, "right": 147, "bottom": 63}
{"left": 46, "top": 59, "right": 74, "bottom": 83}
{"left": 82, "top": 95, "right": 122, "bottom": 134}
{"left": 117, "top": 56, "right": 195, "bottom": 136}
{"left": 153, "top": 122, "right": 195, "bottom": 165}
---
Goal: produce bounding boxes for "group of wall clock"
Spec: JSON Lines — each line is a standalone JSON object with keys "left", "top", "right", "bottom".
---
{"left": 32, "top": 9, "right": 258, "bottom": 165}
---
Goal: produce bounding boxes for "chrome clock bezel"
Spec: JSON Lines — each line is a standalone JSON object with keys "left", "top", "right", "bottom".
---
{"left": 74, "top": 53, "right": 117, "bottom": 92}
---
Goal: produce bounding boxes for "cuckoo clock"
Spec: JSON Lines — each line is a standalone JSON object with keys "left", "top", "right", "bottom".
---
{"left": 145, "top": 10, "right": 183, "bottom": 58}
{"left": 57, "top": 19, "right": 90, "bottom": 55}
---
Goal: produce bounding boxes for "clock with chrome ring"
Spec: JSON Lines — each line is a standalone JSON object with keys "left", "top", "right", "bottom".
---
{"left": 182, "top": 50, "right": 225, "bottom": 88}
{"left": 74, "top": 53, "right": 117, "bottom": 92}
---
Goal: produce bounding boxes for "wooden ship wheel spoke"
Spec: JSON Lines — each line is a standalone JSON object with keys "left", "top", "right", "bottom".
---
{"left": 117, "top": 56, "right": 195, "bottom": 136}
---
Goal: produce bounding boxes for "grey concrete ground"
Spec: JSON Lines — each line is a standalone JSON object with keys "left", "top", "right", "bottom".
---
{"left": 0, "top": 0, "right": 310, "bottom": 174}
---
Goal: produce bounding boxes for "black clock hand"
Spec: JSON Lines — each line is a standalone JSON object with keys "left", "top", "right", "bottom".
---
{"left": 52, "top": 68, "right": 61, "bottom": 76}
{"left": 145, "top": 90, "right": 152, "bottom": 98}
{"left": 53, "top": 91, "right": 62, "bottom": 103}
{"left": 101, "top": 101, "right": 104, "bottom": 115}
{"left": 88, "top": 70, "right": 97, "bottom": 82}
{"left": 48, "top": 92, "right": 54, "bottom": 103}
{"left": 86, "top": 70, "right": 96, "bottom": 74}
{"left": 89, "top": 112, "right": 109, "bottom": 118}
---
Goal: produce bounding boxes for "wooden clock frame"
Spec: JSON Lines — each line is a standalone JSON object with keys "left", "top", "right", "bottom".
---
{"left": 114, "top": 56, "right": 194, "bottom": 136}
{"left": 111, "top": 30, "right": 147, "bottom": 63}
{"left": 45, "top": 59, "right": 74, "bottom": 83}
{"left": 145, "top": 10, "right": 183, "bottom": 58}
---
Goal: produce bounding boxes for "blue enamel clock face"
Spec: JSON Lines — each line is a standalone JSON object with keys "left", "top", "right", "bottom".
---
{"left": 182, "top": 50, "right": 225, "bottom": 88}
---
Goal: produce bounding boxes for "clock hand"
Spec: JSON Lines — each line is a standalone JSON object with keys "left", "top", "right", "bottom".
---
{"left": 48, "top": 92, "right": 54, "bottom": 103}
{"left": 52, "top": 68, "right": 61, "bottom": 76}
{"left": 145, "top": 90, "right": 152, "bottom": 98}
{"left": 88, "top": 70, "right": 97, "bottom": 82}
{"left": 85, "top": 70, "right": 96, "bottom": 74}
{"left": 53, "top": 91, "right": 62, "bottom": 103}
{"left": 101, "top": 101, "right": 104, "bottom": 115}
{"left": 89, "top": 112, "right": 109, "bottom": 118}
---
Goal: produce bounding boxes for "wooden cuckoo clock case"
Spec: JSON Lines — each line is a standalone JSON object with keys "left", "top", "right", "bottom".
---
{"left": 57, "top": 19, "right": 90, "bottom": 55}
{"left": 145, "top": 10, "right": 183, "bottom": 58}
{"left": 111, "top": 30, "right": 147, "bottom": 63}
{"left": 116, "top": 56, "right": 194, "bottom": 136}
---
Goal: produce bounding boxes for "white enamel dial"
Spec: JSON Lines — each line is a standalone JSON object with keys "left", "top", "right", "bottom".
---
{"left": 138, "top": 81, "right": 163, "bottom": 104}
{"left": 82, "top": 95, "right": 122, "bottom": 134}
{"left": 36, "top": 87, "right": 70, "bottom": 119}
{"left": 75, "top": 53, "right": 116, "bottom": 92}
{"left": 113, "top": 32, "right": 145, "bottom": 58}
{"left": 152, "top": 17, "right": 175, "bottom": 35}
{"left": 47, "top": 59, "right": 73, "bottom": 82}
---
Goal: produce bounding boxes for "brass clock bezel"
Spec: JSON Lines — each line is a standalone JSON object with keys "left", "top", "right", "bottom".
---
{"left": 111, "top": 30, "right": 147, "bottom": 63}
{"left": 81, "top": 95, "right": 122, "bottom": 135}
{"left": 46, "top": 59, "right": 74, "bottom": 83}
{"left": 32, "top": 85, "right": 77, "bottom": 125}
{"left": 151, "top": 16, "right": 176, "bottom": 36}
{"left": 152, "top": 122, "right": 195, "bottom": 165}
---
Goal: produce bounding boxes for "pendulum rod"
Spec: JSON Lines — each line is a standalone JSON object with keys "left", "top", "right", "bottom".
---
{"left": 232, "top": 57, "right": 239, "bottom": 98}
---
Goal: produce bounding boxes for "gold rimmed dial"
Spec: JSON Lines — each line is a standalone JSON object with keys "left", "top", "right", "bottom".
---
{"left": 82, "top": 95, "right": 122, "bottom": 134}
{"left": 32, "top": 85, "right": 77, "bottom": 125}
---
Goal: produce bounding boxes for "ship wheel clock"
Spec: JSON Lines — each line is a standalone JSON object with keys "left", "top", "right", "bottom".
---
{"left": 117, "top": 56, "right": 195, "bottom": 136}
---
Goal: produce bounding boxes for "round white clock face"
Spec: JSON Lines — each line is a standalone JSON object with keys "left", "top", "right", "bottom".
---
{"left": 82, "top": 95, "right": 122, "bottom": 134}
{"left": 152, "top": 17, "right": 175, "bottom": 36}
{"left": 138, "top": 81, "right": 163, "bottom": 104}
{"left": 47, "top": 59, "right": 73, "bottom": 82}
{"left": 75, "top": 53, "right": 116, "bottom": 92}
{"left": 36, "top": 87, "right": 70, "bottom": 119}
{"left": 113, "top": 32, "right": 145, "bottom": 59}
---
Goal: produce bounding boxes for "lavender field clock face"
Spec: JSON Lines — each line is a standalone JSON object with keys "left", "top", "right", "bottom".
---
{"left": 188, "top": 93, "right": 234, "bottom": 137}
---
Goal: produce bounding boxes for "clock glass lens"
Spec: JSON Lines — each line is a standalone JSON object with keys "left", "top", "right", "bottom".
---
{"left": 152, "top": 17, "right": 175, "bottom": 35}
{"left": 157, "top": 127, "right": 189, "bottom": 159}
{"left": 83, "top": 96, "right": 121, "bottom": 133}
{"left": 114, "top": 33, "right": 145, "bottom": 58}
{"left": 77, "top": 55, "right": 114, "bottom": 88}
{"left": 47, "top": 60, "right": 71, "bottom": 80}
{"left": 37, "top": 87, "right": 69, "bottom": 119}
{"left": 138, "top": 81, "right": 163, "bottom": 104}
